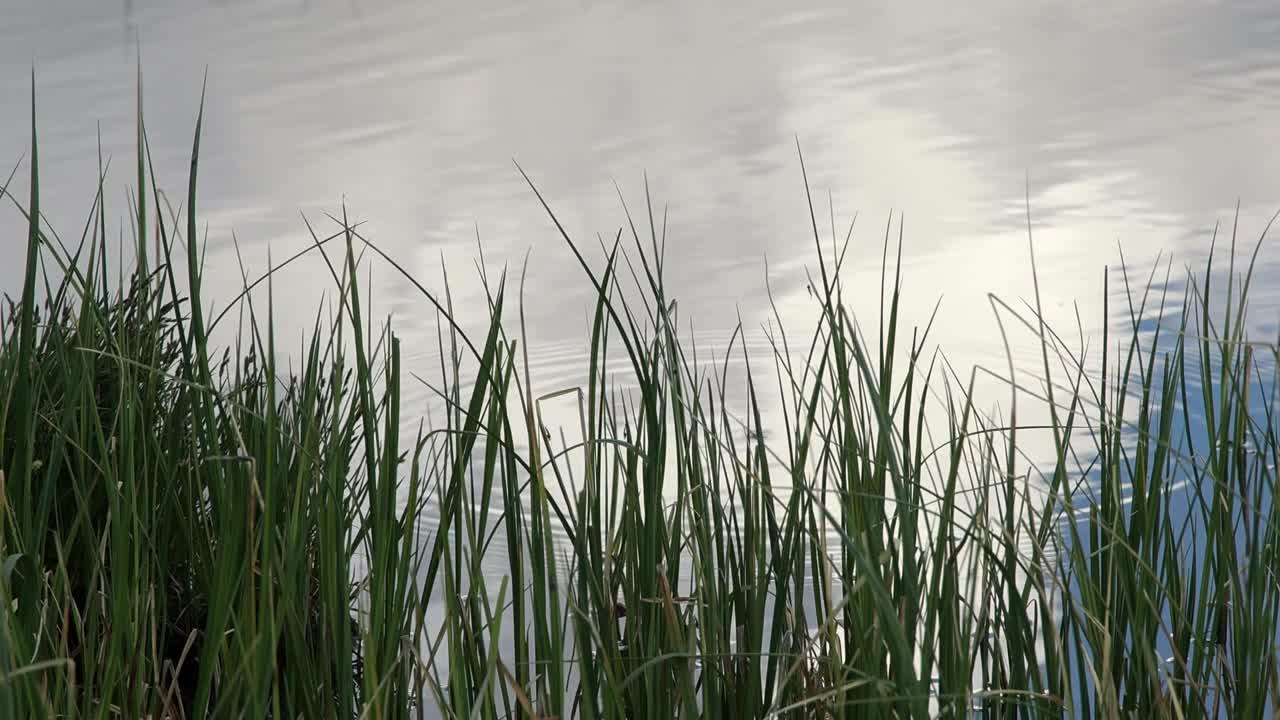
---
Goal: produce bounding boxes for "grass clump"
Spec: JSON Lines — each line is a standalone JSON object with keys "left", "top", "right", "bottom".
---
{"left": 0, "top": 89, "right": 425, "bottom": 718}
{"left": 1, "top": 87, "right": 1278, "bottom": 718}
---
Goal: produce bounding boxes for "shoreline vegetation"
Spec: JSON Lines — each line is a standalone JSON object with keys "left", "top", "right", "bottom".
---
{"left": 2, "top": 92, "right": 1278, "bottom": 719}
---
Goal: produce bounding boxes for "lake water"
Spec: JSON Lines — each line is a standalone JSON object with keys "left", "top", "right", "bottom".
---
{"left": 6, "top": 2, "right": 1280, "bottom": 463}
{"left": 5, "top": 2, "right": 1280, "bottom": 361}
{"left": 5, "top": 0, "right": 1280, "bottom": 547}
{"left": 4, "top": 2, "right": 1280, "bottom": 709}
{"left": 3, "top": 3, "right": 1279, "bottom": 483}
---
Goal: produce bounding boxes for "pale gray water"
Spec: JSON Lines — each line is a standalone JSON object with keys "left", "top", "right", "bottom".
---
{"left": 3, "top": 0, "right": 1280, "bottom": 547}
{"left": 5, "top": 3, "right": 1280, "bottom": 708}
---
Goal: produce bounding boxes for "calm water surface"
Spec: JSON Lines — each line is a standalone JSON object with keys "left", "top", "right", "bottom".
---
{"left": 3, "top": 0, "right": 1279, "bottom": 520}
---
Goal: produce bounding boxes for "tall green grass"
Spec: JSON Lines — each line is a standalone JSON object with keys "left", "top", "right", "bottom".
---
{"left": 1, "top": 89, "right": 1277, "bottom": 718}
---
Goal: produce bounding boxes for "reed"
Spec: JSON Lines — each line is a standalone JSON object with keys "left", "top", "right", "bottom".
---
{"left": 1, "top": 88, "right": 1276, "bottom": 718}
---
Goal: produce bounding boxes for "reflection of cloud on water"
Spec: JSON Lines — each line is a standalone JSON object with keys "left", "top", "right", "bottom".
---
{"left": 5, "top": 1, "right": 1280, "bottom": 350}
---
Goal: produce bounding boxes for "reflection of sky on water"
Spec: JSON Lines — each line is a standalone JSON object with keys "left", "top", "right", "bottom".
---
{"left": 1045, "top": 251, "right": 1279, "bottom": 706}
{"left": 3, "top": 1, "right": 1279, "bottom": 378}
{"left": 2, "top": 4, "right": 1279, "bottom": 694}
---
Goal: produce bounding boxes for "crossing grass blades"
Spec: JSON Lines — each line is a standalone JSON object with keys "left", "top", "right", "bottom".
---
{"left": 1, "top": 86, "right": 1278, "bottom": 718}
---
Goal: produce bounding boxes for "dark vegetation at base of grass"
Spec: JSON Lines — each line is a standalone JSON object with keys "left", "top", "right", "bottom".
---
{"left": 1, "top": 85, "right": 1278, "bottom": 718}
